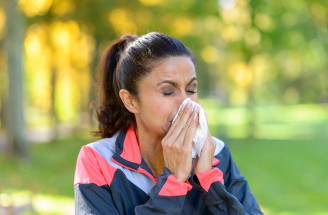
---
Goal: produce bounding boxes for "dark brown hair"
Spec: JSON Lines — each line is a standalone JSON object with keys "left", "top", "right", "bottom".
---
{"left": 92, "top": 32, "right": 196, "bottom": 138}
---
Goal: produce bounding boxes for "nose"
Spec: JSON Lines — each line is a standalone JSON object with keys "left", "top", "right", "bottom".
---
{"left": 178, "top": 92, "right": 188, "bottom": 105}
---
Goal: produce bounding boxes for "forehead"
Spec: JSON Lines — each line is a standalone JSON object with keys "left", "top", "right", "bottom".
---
{"left": 147, "top": 56, "right": 196, "bottom": 83}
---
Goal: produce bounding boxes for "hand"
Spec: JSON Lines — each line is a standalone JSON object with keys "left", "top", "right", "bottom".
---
{"left": 161, "top": 101, "right": 199, "bottom": 182}
{"left": 193, "top": 111, "right": 216, "bottom": 174}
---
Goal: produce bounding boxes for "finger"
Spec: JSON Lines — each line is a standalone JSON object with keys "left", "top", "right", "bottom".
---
{"left": 174, "top": 104, "right": 198, "bottom": 149}
{"left": 163, "top": 101, "right": 192, "bottom": 147}
{"left": 168, "top": 101, "right": 195, "bottom": 141}
{"left": 183, "top": 107, "right": 199, "bottom": 147}
{"left": 165, "top": 100, "right": 189, "bottom": 139}
{"left": 176, "top": 105, "right": 199, "bottom": 146}
{"left": 186, "top": 104, "right": 199, "bottom": 131}
{"left": 173, "top": 110, "right": 196, "bottom": 155}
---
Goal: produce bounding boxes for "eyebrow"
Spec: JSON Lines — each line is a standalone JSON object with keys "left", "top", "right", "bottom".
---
{"left": 157, "top": 77, "right": 197, "bottom": 87}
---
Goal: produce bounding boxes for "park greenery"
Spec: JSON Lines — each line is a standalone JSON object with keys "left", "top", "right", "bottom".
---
{"left": 0, "top": 0, "right": 327, "bottom": 214}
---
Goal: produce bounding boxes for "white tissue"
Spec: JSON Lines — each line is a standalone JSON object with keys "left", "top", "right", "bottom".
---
{"left": 172, "top": 98, "right": 208, "bottom": 158}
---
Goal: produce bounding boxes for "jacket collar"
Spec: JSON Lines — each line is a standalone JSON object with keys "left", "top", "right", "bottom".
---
{"left": 112, "top": 126, "right": 142, "bottom": 170}
{"left": 111, "top": 126, "right": 157, "bottom": 182}
{"left": 111, "top": 126, "right": 220, "bottom": 180}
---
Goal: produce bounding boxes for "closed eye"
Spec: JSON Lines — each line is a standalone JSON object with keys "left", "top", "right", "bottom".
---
{"left": 164, "top": 92, "right": 174, "bottom": 96}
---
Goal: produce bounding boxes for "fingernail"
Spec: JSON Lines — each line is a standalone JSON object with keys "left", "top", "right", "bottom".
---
{"left": 194, "top": 104, "right": 199, "bottom": 113}
{"left": 187, "top": 101, "right": 192, "bottom": 109}
{"left": 194, "top": 112, "right": 198, "bottom": 120}
{"left": 191, "top": 102, "right": 196, "bottom": 112}
{"left": 181, "top": 102, "right": 187, "bottom": 111}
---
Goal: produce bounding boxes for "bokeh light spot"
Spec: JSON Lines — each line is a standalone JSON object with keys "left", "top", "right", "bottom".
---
{"left": 139, "top": 0, "right": 163, "bottom": 6}
{"left": 0, "top": 8, "right": 5, "bottom": 39}
{"left": 229, "top": 62, "right": 253, "bottom": 87}
{"left": 255, "top": 13, "right": 273, "bottom": 31}
{"left": 18, "top": 0, "right": 52, "bottom": 17}
{"left": 201, "top": 46, "right": 220, "bottom": 64}
{"left": 245, "top": 28, "right": 261, "bottom": 47}
{"left": 109, "top": 9, "right": 138, "bottom": 35}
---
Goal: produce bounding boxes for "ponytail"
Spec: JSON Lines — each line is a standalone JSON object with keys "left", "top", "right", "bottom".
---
{"left": 91, "top": 34, "right": 138, "bottom": 138}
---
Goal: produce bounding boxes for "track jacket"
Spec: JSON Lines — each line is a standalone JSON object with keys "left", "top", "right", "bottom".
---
{"left": 74, "top": 126, "right": 263, "bottom": 214}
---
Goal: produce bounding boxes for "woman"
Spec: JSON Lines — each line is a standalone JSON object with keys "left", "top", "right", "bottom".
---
{"left": 74, "top": 32, "right": 263, "bottom": 215}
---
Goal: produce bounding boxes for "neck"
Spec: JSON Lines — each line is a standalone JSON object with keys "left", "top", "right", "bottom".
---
{"left": 135, "top": 126, "right": 164, "bottom": 178}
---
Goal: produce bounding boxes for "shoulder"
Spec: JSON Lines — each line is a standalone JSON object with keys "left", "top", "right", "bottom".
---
{"left": 83, "top": 132, "right": 119, "bottom": 161}
{"left": 74, "top": 133, "right": 120, "bottom": 186}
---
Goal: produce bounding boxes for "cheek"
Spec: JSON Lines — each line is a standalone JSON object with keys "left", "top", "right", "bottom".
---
{"left": 151, "top": 100, "right": 172, "bottom": 119}
{"left": 141, "top": 99, "right": 174, "bottom": 134}
{"left": 141, "top": 98, "right": 171, "bottom": 121}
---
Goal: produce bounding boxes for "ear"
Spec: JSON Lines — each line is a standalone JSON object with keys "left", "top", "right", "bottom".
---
{"left": 119, "top": 89, "right": 140, "bottom": 114}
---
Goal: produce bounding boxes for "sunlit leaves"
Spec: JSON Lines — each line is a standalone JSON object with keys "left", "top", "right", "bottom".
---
{"left": 18, "top": 0, "right": 52, "bottom": 17}
{"left": 254, "top": 13, "right": 274, "bottom": 32}
{"left": 139, "top": 0, "right": 163, "bottom": 6}
{"left": 23, "top": 20, "right": 94, "bottom": 126}
{"left": 229, "top": 62, "right": 252, "bottom": 88}
{"left": 109, "top": 9, "right": 138, "bottom": 35}
{"left": 221, "top": 25, "right": 243, "bottom": 43}
{"left": 201, "top": 46, "right": 220, "bottom": 64}
{"left": 0, "top": 7, "right": 5, "bottom": 39}
{"left": 171, "top": 17, "right": 194, "bottom": 37}
{"left": 24, "top": 24, "right": 52, "bottom": 113}
{"left": 244, "top": 28, "right": 261, "bottom": 47}
{"left": 215, "top": 0, "right": 328, "bottom": 105}
{"left": 52, "top": 0, "right": 75, "bottom": 16}
{"left": 2, "top": 0, "right": 328, "bottom": 129}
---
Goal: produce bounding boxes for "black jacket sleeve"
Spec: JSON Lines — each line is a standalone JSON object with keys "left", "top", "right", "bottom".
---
{"left": 189, "top": 145, "right": 263, "bottom": 215}
{"left": 75, "top": 184, "right": 120, "bottom": 215}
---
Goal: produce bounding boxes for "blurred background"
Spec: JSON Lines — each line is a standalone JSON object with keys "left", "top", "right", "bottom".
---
{"left": 0, "top": 0, "right": 327, "bottom": 214}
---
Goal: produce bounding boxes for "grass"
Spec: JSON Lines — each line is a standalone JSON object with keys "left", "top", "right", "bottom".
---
{"left": 202, "top": 99, "right": 328, "bottom": 140}
{"left": 0, "top": 137, "right": 85, "bottom": 197}
{"left": 0, "top": 136, "right": 88, "bottom": 214}
{"left": 227, "top": 138, "right": 328, "bottom": 215}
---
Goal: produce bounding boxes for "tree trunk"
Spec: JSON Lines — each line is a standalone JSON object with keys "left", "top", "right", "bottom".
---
{"left": 246, "top": 74, "right": 257, "bottom": 140}
{"left": 88, "top": 41, "right": 100, "bottom": 127}
{"left": 3, "top": 0, "right": 28, "bottom": 158}
{"left": 50, "top": 66, "right": 59, "bottom": 140}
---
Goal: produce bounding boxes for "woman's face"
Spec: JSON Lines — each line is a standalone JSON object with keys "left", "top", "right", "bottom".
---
{"left": 135, "top": 56, "right": 198, "bottom": 138}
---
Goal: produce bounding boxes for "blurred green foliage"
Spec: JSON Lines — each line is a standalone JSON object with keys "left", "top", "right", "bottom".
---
{"left": 203, "top": 98, "right": 328, "bottom": 139}
{"left": 1, "top": 0, "right": 328, "bottom": 133}
{"left": 0, "top": 0, "right": 328, "bottom": 214}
